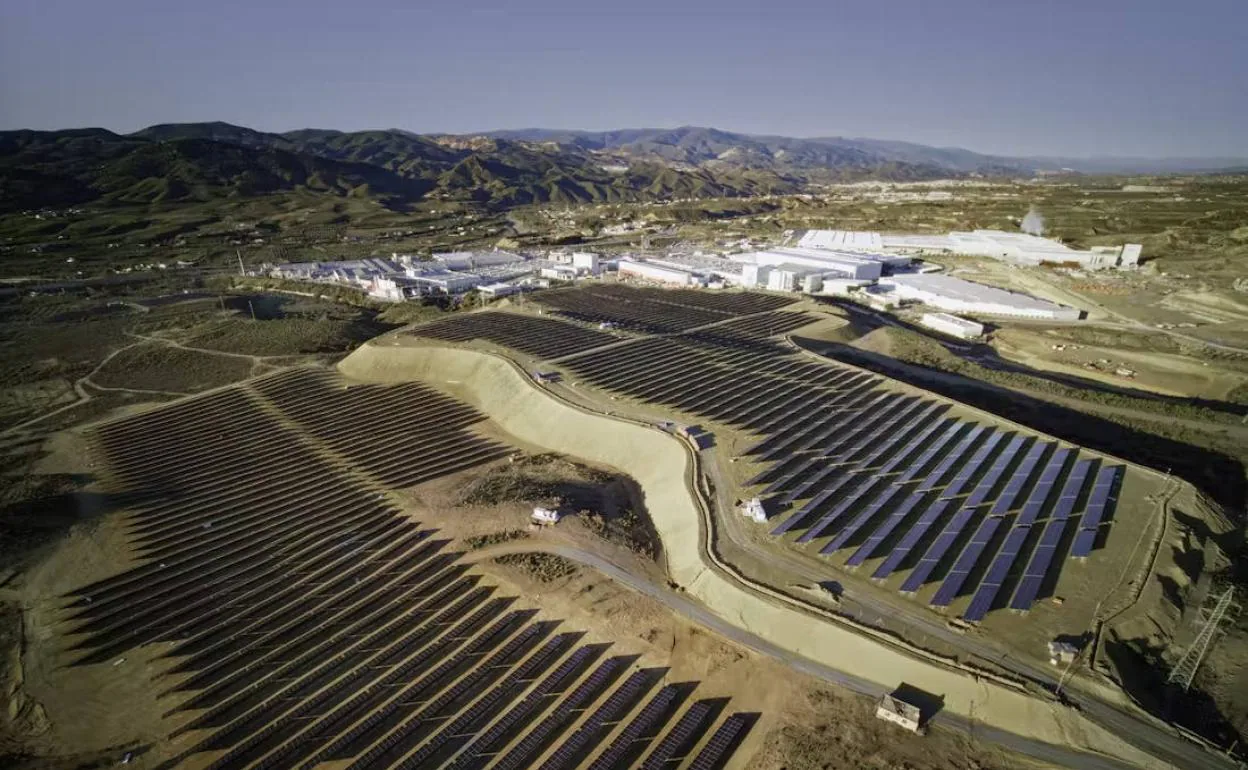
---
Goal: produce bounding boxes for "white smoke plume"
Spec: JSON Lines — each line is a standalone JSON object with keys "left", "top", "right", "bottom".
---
{"left": 1021, "top": 206, "right": 1045, "bottom": 236}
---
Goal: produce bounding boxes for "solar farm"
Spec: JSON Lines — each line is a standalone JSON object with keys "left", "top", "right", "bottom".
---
{"left": 60, "top": 368, "right": 760, "bottom": 770}
{"left": 406, "top": 285, "right": 1133, "bottom": 625}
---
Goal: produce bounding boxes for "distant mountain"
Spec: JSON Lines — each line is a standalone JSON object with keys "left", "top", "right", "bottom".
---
{"left": 4, "top": 121, "right": 1244, "bottom": 214}
{"left": 483, "top": 126, "right": 1248, "bottom": 176}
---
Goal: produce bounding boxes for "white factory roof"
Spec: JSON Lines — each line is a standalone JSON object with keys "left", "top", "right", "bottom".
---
{"left": 950, "top": 230, "right": 1080, "bottom": 257}
{"left": 798, "top": 229, "right": 884, "bottom": 251}
{"left": 734, "top": 247, "right": 877, "bottom": 267}
{"left": 883, "top": 273, "right": 1069, "bottom": 313}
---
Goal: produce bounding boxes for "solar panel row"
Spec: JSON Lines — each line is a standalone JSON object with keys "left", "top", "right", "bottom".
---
{"left": 962, "top": 525, "right": 1032, "bottom": 621}
{"left": 1070, "top": 464, "right": 1123, "bottom": 557}
{"left": 1008, "top": 518, "right": 1069, "bottom": 612}
{"left": 916, "top": 427, "right": 990, "bottom": 493}
{"left": 989, "top": 441, "right": 1050, "bottom": 515}
{"left": 939, "top": 430, "right": 1007, "bottom": 498}
{"left": 846, "top": 493, "right": 926, "bottom": 567}
{"left": 872, "top": 499, "right": 953, "bottom": 580}
{"left": 820, "top": 484, "right": 906, "bottom": 554}
{"left": 930, "top": 517, "right": 1002, "bottom": 606}
{"left": 1016, "top": 448, "right": 1072, "bottom": 527}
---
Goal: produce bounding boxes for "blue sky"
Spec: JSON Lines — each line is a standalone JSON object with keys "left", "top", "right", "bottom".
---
{"left": 2, "top": 0, "right": 1245, "bottom": 157}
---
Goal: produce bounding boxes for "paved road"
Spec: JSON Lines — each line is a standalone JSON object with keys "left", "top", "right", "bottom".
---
{"left": 467, "top": 543, "right": 1149, "bottom": 770}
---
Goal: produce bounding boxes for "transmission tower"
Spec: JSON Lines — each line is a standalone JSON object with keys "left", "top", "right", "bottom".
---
{"left": 1167, "top": 587, "right": 1239, "bottom": 691}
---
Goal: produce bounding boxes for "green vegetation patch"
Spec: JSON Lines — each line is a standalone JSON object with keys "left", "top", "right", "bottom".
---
{"left": 492, "top": 552, "right": 578, "bottom": 583}
{"left": 462, "top": 530, "right": 529, "bottom": 550}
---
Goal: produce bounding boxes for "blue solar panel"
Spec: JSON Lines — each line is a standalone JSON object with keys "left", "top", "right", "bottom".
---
{"left": 876, "top": 415, "right": 953, "bottom": 476}
{"left": 1015, "top": 448, "right": 1072, "bottom": 527}
{"left": 872, "top": 499, "right": 952, "bottom": 579}
{"left": 1070, "top": 528, "right": 1098, "bottom": 558}
{"left": 854, "top": 404, "right": 944, "bottom": 470}
{"left": 899, "top": 507, "right": 976, "bottom": 593}
{"left": 796, "top": 394, "right": 906, "bottom": 455}
{"left": 819, "top": 485, "right": 904, "bottom": 554}
{"left": 915, "top": 426, "right": 989, "bottom": 491}
{"left": 893, "top": 421, "right": 962, "bottom": 483}
{"left": 939, "top": 431, "right": 1007, "bottom": 498}
{"left": 1009, "top": 519, "right": 1068, "bottom": 611}
{"left": 846, "top": 493, "right": 925, "bottom": 567}
{"left": 1076, "top": 465, "right": 1123, "bottom": 531}
{"left": 962, "top": 526, "right": 1031, "bottom": 621}
{"left": 962, "top": 436, "right": 1027, "bottom": 508}
{"left": 797, "top": 478, "right": 889, "bottom": 543}
{"left": 989, "top": 442, "right": 1050, "bottom": 515}
{"left": 930, "top": 517, "right": 1001, "bottom": 607}
{"left": 1049, "top": 459, "right": 1093, "bottom": 520}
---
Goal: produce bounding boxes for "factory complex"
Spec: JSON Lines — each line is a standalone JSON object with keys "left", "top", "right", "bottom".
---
{"left": 265, "top": 226, "right": 1084, "bottom": 324}
{"left": 799, "top": 228, "right": 1143, "bottom": 270}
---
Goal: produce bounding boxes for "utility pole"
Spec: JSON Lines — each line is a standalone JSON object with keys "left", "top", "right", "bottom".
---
{"left": 237, "top": 249, "right": 245, "bottom": 276}
{"left": 248, "top": 299, "right": 257, "bottom": 322}
{"left": 1167, "top": 587, "right": 1239, "bottom": 691}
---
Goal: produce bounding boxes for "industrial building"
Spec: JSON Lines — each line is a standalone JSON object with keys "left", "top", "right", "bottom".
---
{"left": 618, "top": 258, "right": 707, "bottom": 287}
{"left": 430, "top": 250, "right": 524, "bottom": 270}
{"left": 920, "top": 312, "right": 985, "bottom": 339}
{"left": 879, "top": 274, "right": 1081, "bottom": 320}
{"left": 734, "top": 247, "right": 884, "bottom": 281}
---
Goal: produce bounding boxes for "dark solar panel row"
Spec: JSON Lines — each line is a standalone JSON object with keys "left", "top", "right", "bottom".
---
{"left": 1008, "top": 518, "right": 1069, "bottom": 612}
{"left": 1049, "top": 459, "right": 1093, "bottom": 521}
{"left": 930, "top": 517, "right": 1002, "bottom": 607}
{"left": 1075, "top": 464, "right": 1123, "bottom": 532}
{"left": 845, "top": 492, "right": 926, "bottom": 567}
{"left": 1070, "top": 528, "right": 1098, "bottom": 559}
{"left": 820, "top": 484, "right": 906, "bottom": 554}
{"left": 899, "top": 506, "right": 976, "bottom": 593}
{"left": 686, "top": 713, "right": 752, "bottom": 770}
{"left": 797, "top": 478, "right": 891, "bottom": 544}
{"left": 872, "top": 499, "right": 952, "bottom": 580}
{"left": 639, "top": 700, "right": 718, "bottom": 770}
{"left": 1016, "top": 448, "right": 1072, "bottom": 527}
{"left": 915, "top": 427, "right": 989, "bottom": 492}
{"left": 894, "top": 421, "right": 967, "bottom": 484}
{"left": 962, "top": 435, "right": 1028, "bottom": 508}
{"left": 989, "top": 441, "right": 1051, "bottom": 515}
{"left": 962, "top": 525, "right": 1032, "bottom": 621}
{"left": 939, "top": 430, "right": 1007, "bottom": 498}
{"left": 875, "top": 415, "right": 956, "bottom": 476}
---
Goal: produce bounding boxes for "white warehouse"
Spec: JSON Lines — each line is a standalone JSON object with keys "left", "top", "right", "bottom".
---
{"left": 431, "top": 250, "right": 525, "bottom": 270}
{"left": 618, "top": 258, "right": 705, "bottom": 287}
{"left": 920, "top": 312, "right": 984, "bottom": 339}
{"left": 734, "top": 247, "right": 883, "bottom": 281}
{"left": 880, "top": 274, "right": 1081, "bottom": 320}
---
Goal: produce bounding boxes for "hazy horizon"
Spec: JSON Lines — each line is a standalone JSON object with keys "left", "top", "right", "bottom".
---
{"left": 3, "top": 0, "right": 1245, "bottom": 158}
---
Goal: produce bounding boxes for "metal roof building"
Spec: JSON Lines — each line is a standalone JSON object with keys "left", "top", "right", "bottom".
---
{"left": 880, "top": 273, "right": 1081, "bottom": 320}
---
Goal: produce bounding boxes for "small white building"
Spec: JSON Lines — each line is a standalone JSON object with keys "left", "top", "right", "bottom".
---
{"left": 531, "top": 507, "right": 561, "bottom": 525}
{"left": 739, "top": 497, "right": 767, "bottom": 523}
{"left": 740, "top": 263, "right": 772, "bottom": 289}
{"left": 876, "top": 693, "right": 923, "bottom": 733}
{"left": 618, "top": 259, "right": 704, "bottom": 287}
{"left": 735, "top": 247, "right": 883, "bottom": 281}
{"left": 540, "top": 265, "right": 579, "bottom": 281}
{"left": 1048, "top": 640, "right": 1079, "bottom": 665}
{"left": 478, "top": 282, "right": 521, "bottom": 299}
{"left": 571, "top": 252, "right": 601, "bottom": 276}
{"left": 920, "top": 312, "right": 984, "bottom": 340}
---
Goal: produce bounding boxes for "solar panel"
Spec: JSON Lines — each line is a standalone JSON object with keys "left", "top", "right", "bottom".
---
{"left": 939, "top": 431, "right": 1007, "bottom": 498}
{"left": 851, "top": 404, "right": 945, "bottom": 470}
{"left": 930, "top": 517, "right": 1001, "bottom": 607}
{"left": 1008, "top": 519, "right": 1068, "bottom": 611}
{"left": 875, "top": 415, "right": 954, "bottom": 476}
{"left": 687, "top": 713, "right": 751, "bottom": 770}
{"left": 1076, "top": 464, "right": 1123, "bottom": 531}
{"left": 1016, "top": 448, "right": 1072, "bottom": 527}
{"left": 913, "top": 426, "right": 986, "bottom": 493}
{"left": 989, "top": 442, "right": 1050, "bottom": 515}
{"left": 1070, "top": 528, "right": 1098, "bottom": 558}
{"left": 871, "top": 499, "right": 952, "bottom": 579}
{"left": 1049, "top": 458, "right": 1092, "bottom": 520}
{"left": 846, "top": 492, "right": 925, "bottom": 567}
{"left": 962, "top": 525, "right": 1031, "bottom": 621}
{"left": 962, "top": 435, "right": 1027, "bottom": 508}
{"left": 794, "top": 477, "right": 884, "bottom": 542}
{"left": 894, "top": 421, "right": 965, "bottom": 484}
{"left": 819, "top": 484, "right": 904, "bottom": 554}
{"left": 899, "top": 507, "right": 975, "bottom": 593}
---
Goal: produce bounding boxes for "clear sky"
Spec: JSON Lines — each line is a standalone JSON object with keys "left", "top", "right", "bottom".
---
{"left": 2, "top": 0, "right": 1245, "bottom": 157}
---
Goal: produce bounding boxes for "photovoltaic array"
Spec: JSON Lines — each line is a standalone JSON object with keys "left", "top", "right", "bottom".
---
{"left": 65, "top": 369, "right": 755, "bottom": 769}
{"left": 411, "top": 286, "right": 1126, "bottom": 621}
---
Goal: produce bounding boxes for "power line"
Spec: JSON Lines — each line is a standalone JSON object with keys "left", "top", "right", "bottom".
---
{"left": 1167, "top": 586, "right": 1239, "bottom": 691}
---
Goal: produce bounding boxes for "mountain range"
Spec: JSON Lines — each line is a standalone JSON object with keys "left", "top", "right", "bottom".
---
{"left": 2, "top": 122, "right": 1244, "bottom": 213}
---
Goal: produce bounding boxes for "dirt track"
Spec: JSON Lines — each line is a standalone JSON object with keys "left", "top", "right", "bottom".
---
{"left": 339, "top": 339, "right": 1174, "bottom": 770}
